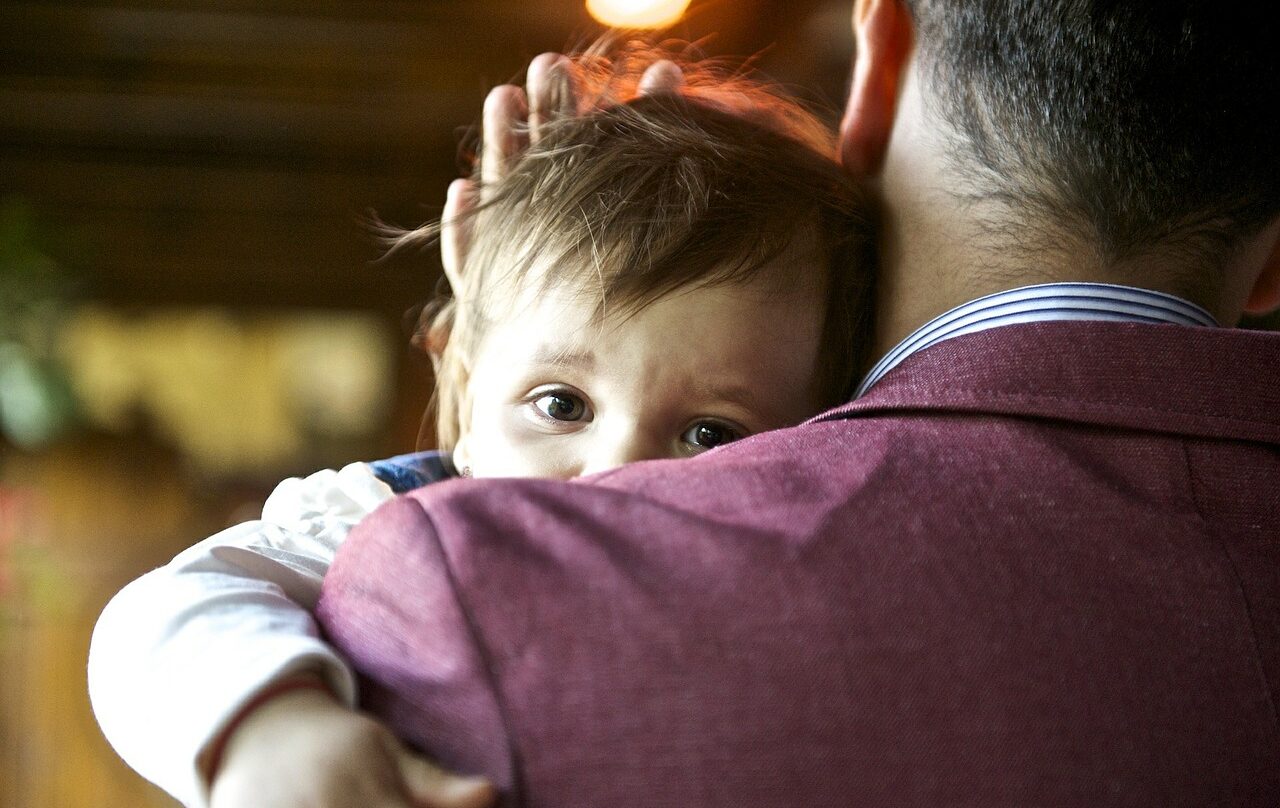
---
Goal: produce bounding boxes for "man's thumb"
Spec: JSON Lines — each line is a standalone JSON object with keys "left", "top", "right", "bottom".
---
{"left": 396, "top": 747, "right": 497, "bottom": 808}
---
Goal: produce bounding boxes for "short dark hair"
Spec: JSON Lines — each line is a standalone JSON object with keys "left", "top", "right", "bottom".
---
{"left": 907, "top": 1, "right": 1279, "bottom": 287}
{"left": 394, "top": 46, "right": 878, "bottom": 449}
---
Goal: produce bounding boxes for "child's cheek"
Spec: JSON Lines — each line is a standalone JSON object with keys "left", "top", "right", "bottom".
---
{"left": 500, "top": 419, "right": 583, "bottom": 480}
{"left": 466, "top": 406, "right": 581, "bottom": 480}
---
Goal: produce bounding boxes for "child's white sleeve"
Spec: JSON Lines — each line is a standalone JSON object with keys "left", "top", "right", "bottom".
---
{"left": 87, "top": 461, "right": 396, "bottom": 808}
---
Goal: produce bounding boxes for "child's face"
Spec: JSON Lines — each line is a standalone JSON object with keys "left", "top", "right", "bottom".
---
{"left": 453, "top": 259, "right": 828, "bottom": 479}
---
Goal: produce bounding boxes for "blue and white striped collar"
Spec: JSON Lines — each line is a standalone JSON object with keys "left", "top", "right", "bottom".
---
{"left": 854, "top": 282, "right": 1218, "bottom": 398}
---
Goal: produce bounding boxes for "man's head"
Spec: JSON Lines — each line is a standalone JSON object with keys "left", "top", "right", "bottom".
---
{"left": 840, "top": 0, "right": 1280, "bottom": 334}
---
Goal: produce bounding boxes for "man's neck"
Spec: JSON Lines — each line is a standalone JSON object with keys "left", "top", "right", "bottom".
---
{"left": 869, "top": 129, "right": 1053, "bottom": 358}
{"left": 869, "top": 70, "right": 1235, "bottom": 359}
{"left": 869, "top": 221, "right": 1226, "bottom": 361}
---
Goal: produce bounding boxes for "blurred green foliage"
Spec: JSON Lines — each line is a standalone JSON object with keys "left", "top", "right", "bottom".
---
{"left": 0, "top": 198, "right": 80, "bottom": 449}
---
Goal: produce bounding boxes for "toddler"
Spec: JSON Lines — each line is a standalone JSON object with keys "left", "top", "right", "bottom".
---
{"left": 88, "top": 47, "right": 877, "bottom": 808}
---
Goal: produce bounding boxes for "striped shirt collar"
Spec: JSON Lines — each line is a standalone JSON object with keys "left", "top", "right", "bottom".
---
{"left": 854, "top": 282, "right": 1218, "bottom": 398}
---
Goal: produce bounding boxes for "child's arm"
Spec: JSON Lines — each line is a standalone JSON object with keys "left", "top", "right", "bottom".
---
{"left": 87, "top": 461, "right": 489, "bottom": 807}
{"left": 208, "top": 681, "right": 493, "bottom": 808}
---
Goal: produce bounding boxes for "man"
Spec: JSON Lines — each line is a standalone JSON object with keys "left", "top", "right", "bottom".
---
{"left": 169, "top": 1, "right": 1280, "bottom": 805}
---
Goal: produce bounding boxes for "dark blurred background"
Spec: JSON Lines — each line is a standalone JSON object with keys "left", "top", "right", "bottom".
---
{"left": 0, "top": 1, "right": 850, "bottom": 804}
{"left": 0, "top": 2, "right": 1275, "bottom": 805}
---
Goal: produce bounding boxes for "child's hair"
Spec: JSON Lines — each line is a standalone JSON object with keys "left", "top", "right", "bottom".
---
{"left": 392, "top": 43, "right": 878, "bottom": 451}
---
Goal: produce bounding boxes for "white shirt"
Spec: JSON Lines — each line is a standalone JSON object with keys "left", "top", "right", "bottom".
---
{"left": 87, "top": 462, "right": 394, "bottom": 807}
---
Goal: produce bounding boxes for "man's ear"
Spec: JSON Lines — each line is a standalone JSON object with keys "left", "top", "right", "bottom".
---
{"left": 1243, "top": 218, "right": 1280, "bottom": 316}
{"left": 839, "top": 0, "right": 914, "bottom": 177}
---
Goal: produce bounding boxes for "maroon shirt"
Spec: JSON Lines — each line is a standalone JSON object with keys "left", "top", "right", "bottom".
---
{"left": 317, "top": 321, "right": 1280, "bottom": 806}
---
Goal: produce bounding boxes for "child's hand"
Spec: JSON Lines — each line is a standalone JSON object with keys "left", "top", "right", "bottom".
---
{"left": 208, "top": 686, "right": 495, "bottom": 808}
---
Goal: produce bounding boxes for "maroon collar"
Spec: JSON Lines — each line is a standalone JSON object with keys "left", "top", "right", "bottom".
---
{"left": 812, "top": 321, "right": 1280, "bottom": 447}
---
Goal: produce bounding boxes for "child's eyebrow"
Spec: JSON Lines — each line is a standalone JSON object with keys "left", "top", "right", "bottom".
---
{"left": 698, "top": 381, "right": 766, "bottom": 414}
{"left": 528, "top": 348, "right": 596, "bottom": 371}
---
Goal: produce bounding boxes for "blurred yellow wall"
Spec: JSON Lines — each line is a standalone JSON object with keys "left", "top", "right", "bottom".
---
{"left": 1, "top": 439, "right": 221, "bottom": 807}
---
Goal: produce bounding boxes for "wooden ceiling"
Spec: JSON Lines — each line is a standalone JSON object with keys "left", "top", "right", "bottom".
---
{"left": 0, "top": 0, "right": 848, "bottom": 315}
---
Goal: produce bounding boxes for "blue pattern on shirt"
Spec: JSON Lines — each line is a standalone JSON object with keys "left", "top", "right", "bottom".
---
{"left": 367, "top": 451, "right": 457, "bottom": 494}
{"left": 854, "top": 282, "right": 1218, "bottom": 397}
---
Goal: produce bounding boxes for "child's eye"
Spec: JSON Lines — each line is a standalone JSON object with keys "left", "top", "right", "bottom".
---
{"left": 532, "top": 391, "right": 589, "bottom": 422}
{"left": 681, "top": 420, "right": 745, "bottom": 452}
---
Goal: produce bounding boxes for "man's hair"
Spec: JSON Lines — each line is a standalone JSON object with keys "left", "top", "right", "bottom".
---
{"left": 396, "top": 46, "right": 877, "bottom": 450}
{"left": 907, "top": 0, "right": 1279, "bottom": 293}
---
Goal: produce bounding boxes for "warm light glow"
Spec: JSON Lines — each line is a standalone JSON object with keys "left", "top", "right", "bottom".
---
{"left": 586, "top": 0, "right": 693, "bottom": 29}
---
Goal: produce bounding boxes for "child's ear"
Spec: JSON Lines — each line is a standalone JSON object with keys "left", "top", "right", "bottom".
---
{"left": 450, "top": 431, "right": 472, "bottom": 476}
{"left": 423, "top": 319, "right": 451, "bottom": 373}
{"left": 409, "top": 301, "right": 454, "bottom": 373}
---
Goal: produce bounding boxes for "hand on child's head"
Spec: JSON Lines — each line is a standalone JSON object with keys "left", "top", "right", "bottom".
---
{"left": 423, "top": 47, "right": 875, "bottom": 476}
{"left": 443, "top": 56, "right": 686, "bottom": 282}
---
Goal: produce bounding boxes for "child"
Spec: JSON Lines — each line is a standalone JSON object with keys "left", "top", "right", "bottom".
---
{"left": 88, "top": 46, "right": 877, "bottom": 807}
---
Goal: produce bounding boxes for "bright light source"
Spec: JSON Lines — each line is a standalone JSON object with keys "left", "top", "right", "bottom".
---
{"left": 586, "top": 0, "right": 693, "bottom": 29}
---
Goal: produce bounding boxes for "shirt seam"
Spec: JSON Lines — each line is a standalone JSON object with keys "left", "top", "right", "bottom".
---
{"left": 828, "top": 389, "right": 1280, "bottom": 436}
{"left": 1177, "top": 439, "right": 1280, "bottom": 739}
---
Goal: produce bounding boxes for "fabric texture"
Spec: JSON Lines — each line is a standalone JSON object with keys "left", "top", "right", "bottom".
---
{"left": 318, "top": 321, "right": 1280, "bottom": 807}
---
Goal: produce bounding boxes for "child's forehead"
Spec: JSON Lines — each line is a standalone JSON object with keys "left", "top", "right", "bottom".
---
{"left": 483, "top": 226, "right": 828, "bottom": 314}
{"left": 483, "top": 253, "right": 826, "bottom": 354}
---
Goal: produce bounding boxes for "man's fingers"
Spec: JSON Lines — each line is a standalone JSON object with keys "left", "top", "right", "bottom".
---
{"left": 464, "top": 55, "right": 677, "bottom": 272}
{"left": 477, "top": 56, "right": 677, "bottom": 200}
{"left": 440, "top": 178, "right": 476, "bottom": 287}
{"left": 395, "top": 746, "right": 497, "bottom": 808}
{"left": 481, "top": 84, "right": 529, "bottom": 195}
{"left": 527, "top": 52, "right": 579, "bottom": 144}
{"left": 638, "top": 59, "right": 686, "bottom": 95}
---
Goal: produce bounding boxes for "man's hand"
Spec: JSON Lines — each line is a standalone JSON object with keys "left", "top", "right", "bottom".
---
{"left": 440, "top": 53, "right": 685, "bottom": 284}
{"left": 209, "top": 687, "right": 495, "bottom": 808}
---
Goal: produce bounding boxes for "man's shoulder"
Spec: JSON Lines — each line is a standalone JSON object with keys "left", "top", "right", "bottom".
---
{"left": 396, "top": 320, "right": 1280, "bottom": 568}
{"left": 325, "top": 321, "right": 1280, "bottom": 806}
{"left": 346, "top": 401, "right": 1280, "bottom": 805}
{"left": 393, "top": 411, "right": 1048, "bottom": 556}
{"left": 837, "top": 320, "right": 1280, "bottom": 444}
